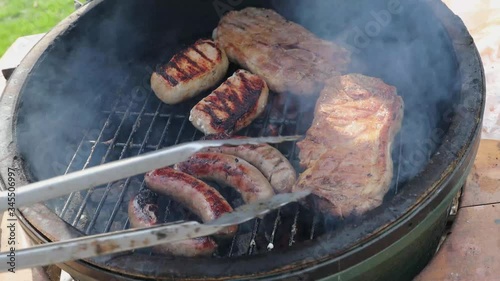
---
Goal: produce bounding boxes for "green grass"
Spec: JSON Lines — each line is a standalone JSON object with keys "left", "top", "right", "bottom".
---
{"left": 0, "top": 0, "right": 74, "bottom": 56}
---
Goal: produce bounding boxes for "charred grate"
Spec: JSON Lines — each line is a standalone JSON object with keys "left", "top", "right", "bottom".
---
{"left": 49, "top": 71, "right": 324, "bottom": 257}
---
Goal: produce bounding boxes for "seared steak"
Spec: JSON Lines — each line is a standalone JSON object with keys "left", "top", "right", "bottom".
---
{"left": 293, "top": 74, "right": 404, "bottom": 217}
{"left": 213, "top": 7, "right": 351, "bottom": 96}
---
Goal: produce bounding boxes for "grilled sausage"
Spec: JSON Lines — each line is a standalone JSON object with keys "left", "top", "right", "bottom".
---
{"left": 205, "top": 143, "right": 296, "bottom": 193}
{"left": 175, "top": 152, "right": 274, "bottom": 202}
{"left": 151, "top": 39, "right": 229, "bottom": 105}
{"left": 145, "top": 167, "right": 237, "bottom": 238}
{"left": 189, "top": 69, "right": 269, "bottom": 135}
{"left": 128, "top": 189, "right": 217, "bottom": 257}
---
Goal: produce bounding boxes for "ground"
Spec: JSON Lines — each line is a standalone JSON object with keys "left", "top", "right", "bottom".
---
{"left": 0, "top": 0, "right": 74, "bottom": 56}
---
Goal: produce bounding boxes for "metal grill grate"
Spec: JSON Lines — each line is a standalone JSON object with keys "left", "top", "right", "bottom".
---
{"left": 52, "top": 72, "right": 321, "bottom": 257}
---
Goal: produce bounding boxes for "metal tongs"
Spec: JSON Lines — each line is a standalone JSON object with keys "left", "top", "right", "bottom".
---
{"left": 0, "top": 136, "right": 309, "bottom": 271}
{"left": 0, "top": 136, "right": 301, "bottom": 212}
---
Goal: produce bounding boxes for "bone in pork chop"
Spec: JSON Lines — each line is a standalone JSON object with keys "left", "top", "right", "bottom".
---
{"left": 293, "top": 74, "right": 404, "bottom": 217}
{"left": 213, "top": 7, "right": 351, "bottom": 96}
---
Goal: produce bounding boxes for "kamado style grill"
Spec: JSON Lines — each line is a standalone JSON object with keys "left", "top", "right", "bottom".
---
{"left": 0, "top": 0, "right": 485, "bottom": 280}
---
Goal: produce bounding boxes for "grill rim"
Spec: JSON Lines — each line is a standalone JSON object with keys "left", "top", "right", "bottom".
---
{"left": 0, "top": 0, "right": 485, "bottom": 280}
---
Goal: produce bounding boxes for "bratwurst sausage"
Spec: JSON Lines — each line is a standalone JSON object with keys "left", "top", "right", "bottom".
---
{"left": 175, "top": 152, "right": 274, "bottom": 202}
{"left": 204, "top": 143, "right": 296, "bottom": 193}
{"left": 145, "top": 167, "right": 237, "bottom": 238}
{"left": 128, "top": 189, "right": 217, "bottom": 257}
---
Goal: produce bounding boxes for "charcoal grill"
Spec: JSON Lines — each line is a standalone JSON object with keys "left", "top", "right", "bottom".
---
{"left": 0, "top": 0, "right": 485, "bottom": 280}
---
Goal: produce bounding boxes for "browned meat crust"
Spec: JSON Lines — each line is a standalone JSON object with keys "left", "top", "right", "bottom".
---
{"left": 293, "top": 74, "right": 404, "bottom": 217}
{"left": 204, "top": 139, "right": 296, "bottom": 194}
{"left": 145, "top": 167, "right": 237, "bottom": 237}
{"left": 151, "top": 39, "right": 229, "bottom": 104}
{"left": 175, "top": 152, "right": 274, "bottom": 202}
{"left": 190, "top": 69, "right": 268, "bottom": 135}
{"left": 127, "top": 189, "right": 217, "bottom": 257}
{"left": 214, "top": 7, "right": 351, "bottom": 96}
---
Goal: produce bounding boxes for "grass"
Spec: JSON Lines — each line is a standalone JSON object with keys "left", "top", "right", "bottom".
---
{"left": 0, "top": 0, "right": 74, "bottom": 56}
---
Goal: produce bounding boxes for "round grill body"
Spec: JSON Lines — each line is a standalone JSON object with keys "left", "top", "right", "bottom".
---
{"left": 0, "top": 0, "right": 485, "bottom": 280}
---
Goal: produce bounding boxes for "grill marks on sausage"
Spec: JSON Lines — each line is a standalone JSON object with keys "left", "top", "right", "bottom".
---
{"left": 128, "top": 191, "right": 218, "bottom": 257}
{"left": 198, "top": 71, "right": 264, "bottom": 132}
{"left": 147, "top": 169, "right": 233, "bottom": 219}
{"left": 159, "top": 40, "right": 220, "bottom": 86}
{"left": 147, "top": 168, "right": 233, "bottom": 219}
{"left": 204, "top": 141, "right": 297, "bottom": 193}
{"left": 161, "top": 71, "right": 180, "bottom": 87}
{"left": 176, "top": 152, "right": 275, "bottom": 202}
{"left": 177, "top": 155, "right": 247, "bottom": 183}
{"left": 192, "top": 43, "right": 216, "bottom": 63}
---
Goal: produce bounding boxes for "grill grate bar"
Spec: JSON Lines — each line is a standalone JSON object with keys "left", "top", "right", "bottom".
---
{"left": 58, "top": 134, "right": 88, "bottom": 219}
{"left": 310, "top": 213, "right": 319, "bottom": 240}
{"left": 246, "top": 92, "right": 298, "bottom": 254}
{"left": 289, "top": 206, "right": 300, "bottom": 246}
{"left": 101, "top": 99, "right": 165, "bottom": 233}
{"left": 394, "top": 128, "right": 404, "bottom": 194}
{"left": 63, "top": 135, "right": 87, "bottom": 175}
{"left": 159, "top": 116, "right": 191, "bottom": 221}
{"left": 266, "top": 95, "right": 299, "bottom": 250}
{"left": 240, "top": 102, "right": 264, "bottom": 255}
{"left": 227, "top": 231, "right": 238, "bottom": 257}
{"left": 102, "top": 111, "right": 298, "bottom": 125}
{"left": 267, "top": 209, "right": 281, "bottom": 251}
{"left": 82, "top": 92, "right": 155, "bottom": 234}
{"left": 52, "top": 72, "right": 314, "bottom": 258}
{"left": 69, "top": 97, "right": 137, "bottom": 227}
{"left": 247, "top": 219, "right": 260, "bottom": 255}
{"left": 122, "top": 107, "right": 177, "bottom": 232}
{"left": 58, "top": 86, "right": 129, "bottom": 221}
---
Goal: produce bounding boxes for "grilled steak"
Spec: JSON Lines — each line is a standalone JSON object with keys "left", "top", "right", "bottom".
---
{"left": 213, "top": 7, "right": 351, "bottom": 96}
{"left": 151, "top": 39, "right": 229, "bottom": 105}
{"left": 190, "top": 69, "right": 269, "bottom": 135}
{"left": 293, "top": 74, "right": 404, "bottom": 217}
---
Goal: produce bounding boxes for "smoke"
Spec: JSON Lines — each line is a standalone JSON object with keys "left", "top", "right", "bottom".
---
{"left": 10, "top": 0, "right": 467, "bottom": 276}
{"left": 211, "top": 0, "right": 460, "bottom": 191}
{"left": 270, "top": 0, "right": 460, "bottom": 190}
{"left": 17, "top": 0, "right": 457, "bottom": 214}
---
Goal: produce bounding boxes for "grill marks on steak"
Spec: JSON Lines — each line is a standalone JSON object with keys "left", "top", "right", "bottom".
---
{"left": 214, "top": 7, "right": 351, "bottom": 96}
{"left": 293, "top": 74, "right": 404, "bottom": 217}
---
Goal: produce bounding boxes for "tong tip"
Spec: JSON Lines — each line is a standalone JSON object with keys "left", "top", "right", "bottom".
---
{"left": 201, "top": 135, "right": 303, "bottom": 148}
